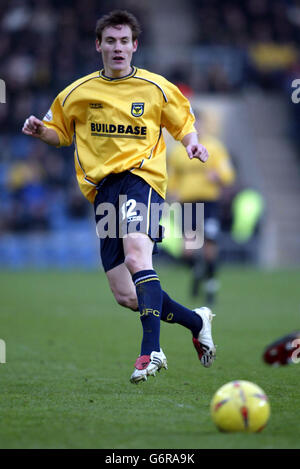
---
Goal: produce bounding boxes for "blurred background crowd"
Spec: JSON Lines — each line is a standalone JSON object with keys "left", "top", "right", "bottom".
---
{"left": 0, "top": 0, "right": 300, "bottom": 270}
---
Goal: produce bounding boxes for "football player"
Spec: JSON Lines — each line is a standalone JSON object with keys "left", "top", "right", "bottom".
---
{"left": 22, "top": 10, "right": 216, "bottom": 383}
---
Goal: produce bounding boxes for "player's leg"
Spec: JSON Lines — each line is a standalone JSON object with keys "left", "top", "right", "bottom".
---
{"left": 182, "top": 230, "right": 205, "bottom": 298}
{"left": 161, "top": 200, "right": 216, "bottom": 365}
{"left": 180, "top": 202, "right": 205, "bottom": 298}
{"left": 189, "top": 201, "right": 220, "bottom": 305}
{"left": 105, "top": 263, "right": 138, "bottom": 311}
{"left": 105, "top": 259, "right": 205, "bottom": 339}
{"left": 203, "top": 238, "right": 219, "bottom": 305}
{"left": 202, "top": 203, "right": 221, "bottom": 305}
{"left": 161, "top": 291, "right": 216, "bottom": 368}
{"left": 123, "top": 232, "right": 216, "bottom": 379}
{"left": 123, "top": 233, "right": 167, "bottom": 383}
{"left": 103, "top": 235, "right": 215, "bottom": 373}
{"left": 105, "top": 257, "right": 210, "bottom": 344}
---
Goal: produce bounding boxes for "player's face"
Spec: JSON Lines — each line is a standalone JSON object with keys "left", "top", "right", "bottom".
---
{"left": 96, "top": 24, "right": 138, "bottom": 78}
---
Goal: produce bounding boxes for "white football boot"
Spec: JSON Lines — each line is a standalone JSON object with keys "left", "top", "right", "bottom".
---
{"left": 130, "top": 349, "right": 168, "bottom": 384}
{"left": 192, "top": 307, "right": 216, "bottom": 368}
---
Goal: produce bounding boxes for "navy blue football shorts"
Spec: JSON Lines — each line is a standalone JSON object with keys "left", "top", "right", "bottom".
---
{"left": 94, "top": 171, "right": 164, "bottom": 272}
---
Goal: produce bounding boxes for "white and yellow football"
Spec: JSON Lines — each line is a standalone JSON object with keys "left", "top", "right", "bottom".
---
{"left": 210, "top": 380, "right": 270, "bottom": 432}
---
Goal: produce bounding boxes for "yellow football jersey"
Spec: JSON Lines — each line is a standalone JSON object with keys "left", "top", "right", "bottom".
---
{"left": 167, "top": 135, "right": 236, "bottom": 201}
{"left": 43, "top": 66, "right": 195, "bottom": 203}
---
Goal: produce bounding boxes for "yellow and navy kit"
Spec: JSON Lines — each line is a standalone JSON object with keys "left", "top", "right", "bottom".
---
{"left": 167, "top": 135, "right": 236, "bottom": 202}
{"left": 43, "top": 66, "right": 195, "bottom": 203}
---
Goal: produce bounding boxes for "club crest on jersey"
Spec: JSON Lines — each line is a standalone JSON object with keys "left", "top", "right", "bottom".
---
{"left": 131, "top": 102, "right": 144, "bottom": 117}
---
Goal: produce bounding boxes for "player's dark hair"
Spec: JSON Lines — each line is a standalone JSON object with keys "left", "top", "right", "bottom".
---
{"left": 95, "top": 10, "right": 142, "bottom": 43}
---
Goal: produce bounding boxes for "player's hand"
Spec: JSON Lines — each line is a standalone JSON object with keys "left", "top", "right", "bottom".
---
{"left": 186, "top": 143, "right": 209, "bottom": 162}
{"left": 22, "top": 115, "right": 47, "bottom": 139}
{"left": 22, "top": 115, "right": 60, "bottom": 146}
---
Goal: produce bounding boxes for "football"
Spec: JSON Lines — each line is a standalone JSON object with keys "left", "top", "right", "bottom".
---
{"left": 210, "top": 380, "right": 270, "bottom": 432}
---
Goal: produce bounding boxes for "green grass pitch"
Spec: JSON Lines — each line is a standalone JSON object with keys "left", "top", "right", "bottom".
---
{"left": 0, "top": 265, "right": 299, "bottom": 449}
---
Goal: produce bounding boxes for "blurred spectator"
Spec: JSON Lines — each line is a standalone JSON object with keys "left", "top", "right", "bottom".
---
{"left": 6, "top": 156, "right": 50, "bottom": 232}
{"left": 190, "top": 0, "right": 299, "bottom": 92}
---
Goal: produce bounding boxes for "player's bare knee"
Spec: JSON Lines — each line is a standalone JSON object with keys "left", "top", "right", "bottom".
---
{"left": 124, "top": 253, "right": 149, "bottom": 274}
{"left": 114, "top": 291, "right": 138, "bottom": 311}
{"left": 124, "top": 253, "right": 139, "bottom": 273}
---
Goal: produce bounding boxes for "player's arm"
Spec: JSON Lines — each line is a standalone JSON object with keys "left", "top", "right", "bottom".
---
{"left": 181, "top": 132, "right": 209, "bottom": 163}
{"left": 22, "top": 115, "right": 60, "bottom": 146}
{"left": 160, "top": 78, "right": 209, "bottom": 162}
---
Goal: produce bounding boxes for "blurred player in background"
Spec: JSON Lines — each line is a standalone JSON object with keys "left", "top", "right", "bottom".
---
{"left": 167, "top": 110, "right": 236, "bottom": 305}
{"left": 22, "top": 10, "right": 216, "bottom": 383}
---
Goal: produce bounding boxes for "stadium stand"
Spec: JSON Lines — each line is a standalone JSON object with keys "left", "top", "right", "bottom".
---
{"left": 0, "top": 0, "right": 299, "bottom": 267}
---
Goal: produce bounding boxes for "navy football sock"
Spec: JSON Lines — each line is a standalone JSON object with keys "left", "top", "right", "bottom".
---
{"left": 132, "top": 270, "right": 162, "bottom": 356}
{"left": 161, "top": 291, "right": 203, "bottom": 338}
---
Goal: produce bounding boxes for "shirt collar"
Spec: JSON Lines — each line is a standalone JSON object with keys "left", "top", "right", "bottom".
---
{"left": 99, "top": 66, "right": 137, "bottom": 81}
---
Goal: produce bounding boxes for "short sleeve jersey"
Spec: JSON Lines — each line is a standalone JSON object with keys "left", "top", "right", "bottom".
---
{"left": 43, "top": 66, "right": 195, "bottom": 203}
